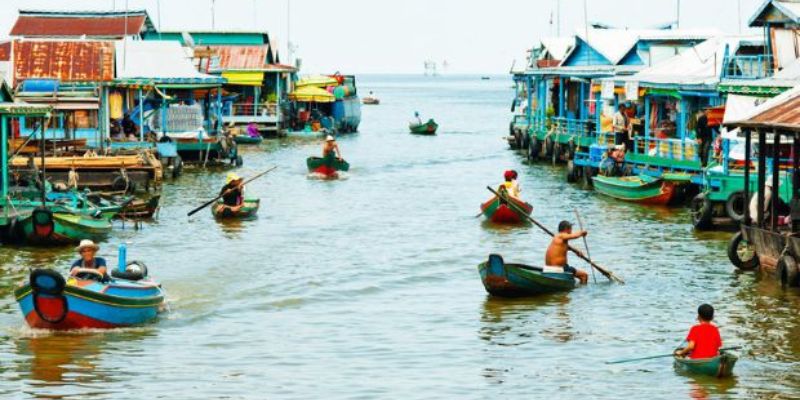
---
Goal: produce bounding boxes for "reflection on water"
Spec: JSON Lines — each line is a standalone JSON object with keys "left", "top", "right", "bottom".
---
{"left": 0, "top": 75, "right": 799, "bottom": 398}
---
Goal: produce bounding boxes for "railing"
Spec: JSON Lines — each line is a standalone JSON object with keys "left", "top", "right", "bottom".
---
{"left": 224, "top": 102, "right": 278, "bottom": 117}
{"left": 512, "top": 114, "right": 529, "bottom": 128}
{"left": 723, "top": 55, "right": 773, "bottom": 80}
{"left": 632, "top": 137, "right": 700, "bottom": 161}
{"left": 551, "top": 117, "right": 593, "bottom": 137}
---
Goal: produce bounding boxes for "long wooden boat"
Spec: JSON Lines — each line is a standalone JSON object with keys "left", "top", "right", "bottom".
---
{"left": 592, "top": 175, "right": 677, "bottom": 205}
{"left": 480, "top": 194, "right": 533, "bottom": 224}
{"left": 674, "top": 350, "right": 739, "bottom": 378}
{"left": 409, "top": 119, "right": 438, "bottom": 135}
{"left": 16, "top": 207, "right": 112, "bottom": 245}
{"left": 233, "top": 135, "right": 263, "bottom": 145}
{"left": 212, "top": 198, "right": 260, "bottom": 219}
{"left": 14, "top": 267, "right": 165, "bottom": 330}
{"left": 307, "top": 153, "right": 350, "bottom": 177}
{"left": 362, "top": 97, "right": 380, "bottom": 105}
{"left": 478, "top": 254, "right": 575, "bottom": 297}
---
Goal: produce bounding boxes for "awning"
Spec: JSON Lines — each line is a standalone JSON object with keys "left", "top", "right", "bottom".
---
{"left": 295, "top": 75, "right": 338, "bottom": 88}
{"left": 222, "top": 71, "right": 264, "bottom": 86}
{"left": 289, "top": 86, "right": 335, "bottom": 103}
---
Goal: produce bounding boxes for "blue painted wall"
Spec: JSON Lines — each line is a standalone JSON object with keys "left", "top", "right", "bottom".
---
{"left": 562, "top": 38, "right": 612, "bottom": 66}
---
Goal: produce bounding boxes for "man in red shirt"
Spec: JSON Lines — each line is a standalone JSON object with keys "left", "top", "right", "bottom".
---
{"left": 674, "top": 304, "right": 722, "bottom": 359}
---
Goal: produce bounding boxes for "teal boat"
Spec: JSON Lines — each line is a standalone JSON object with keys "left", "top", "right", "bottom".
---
{"left": 16, "top": 207, "right": 113, "bottom": 245}
{"left": 212, "top": 198, "right": 260, "bottom": 219}
{"left": 409, "top": 119, "right": 438, "bottom": 135}
{"left": 233, "top": 135, "right": 263, "bottom": 145}
{"left": 674, "top": 350, "right": 739, "bottom": 378}
{"left": 592, "top": 175, "right": 680, "bottom": 205}
{"left": 478, "top": 254, "right": 575, "bottom": 297}
{"left": 307, "top": 153, "right": 350, "bottom": 177}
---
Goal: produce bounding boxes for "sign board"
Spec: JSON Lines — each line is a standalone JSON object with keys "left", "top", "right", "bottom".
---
{"left": 625, "top": 81, "right": 639, "bottom": 101}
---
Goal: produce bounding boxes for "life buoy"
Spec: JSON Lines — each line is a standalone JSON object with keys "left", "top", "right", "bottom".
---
{"left": 777, "top": 255, "right": 799, "bottom": 287}
{"left": 727, "top": 231, "right": 758, "bottom": 270}
{"left": 725, "top": 191, "right": 746, "bottom": 222}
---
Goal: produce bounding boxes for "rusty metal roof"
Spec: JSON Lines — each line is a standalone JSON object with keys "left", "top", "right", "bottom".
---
{"left": 0, "top": 42, "right": 9, "bottom": 61}
{"left": 13, "top": 40, "right": 115, "bottom": 83}
{"left": 10, "top": 13, "right": 148, "bottom": 38}
{"left": 203, "top": 46, "right": 269, "bottom": 71}
{"left": 728, "top": 84, "right": 800, "bottom": 131}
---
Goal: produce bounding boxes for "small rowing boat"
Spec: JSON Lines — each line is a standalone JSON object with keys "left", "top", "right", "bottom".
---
{"left": 674, "top": 350, "right": 739, "bottom": 378}
{"left": 362, "top": 96, "right": 380, "bottom": 105}
{"left": 478, "top": 254, "right": 575, "bottom": 297}
{"left": 409, "top": 119, "right": 438, "bottom": 135}
{"left": 480, "top": 194, "right": 533, "bottom": 224}
{"left": 592, "top": 175, "right": 678, "bottom": 205}
{"left": 14, "top": 262, "right": 165, "bottom": 330}
{"left": 16, "top": 207, "right": 112, "bottom": 245}
{"left": 307, "top": 153, "right": 350, "bottom": 178}
{"left": 212, "top": 198, "right": 260, "bottom": 219}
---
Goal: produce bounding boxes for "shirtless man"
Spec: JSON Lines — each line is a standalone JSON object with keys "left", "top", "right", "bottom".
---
{"left": 545, "top": 221, "right": 590, "bottom": 284}
{"left": 322, "top": 135, "right": 343, "bottom": 159}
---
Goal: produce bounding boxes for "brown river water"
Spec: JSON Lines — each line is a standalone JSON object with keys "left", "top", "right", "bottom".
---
{"left": 0, "top": 75, "right": 798, "bottom": 399}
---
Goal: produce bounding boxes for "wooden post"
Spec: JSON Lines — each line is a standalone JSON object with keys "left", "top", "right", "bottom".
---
{"left": 744, "top": 128, "right": 751, "bottom": 226}
{"left": 1, "top": 115, "right": 7, "bottom": 210}
{"left": 757, "top": 129, "right": 766, "bottom": 228}
{"left": 138, "top": 87, "right": 144, "bottom": 142}
{"left": 772, "top": 131, "right": 781, "bottom": 231}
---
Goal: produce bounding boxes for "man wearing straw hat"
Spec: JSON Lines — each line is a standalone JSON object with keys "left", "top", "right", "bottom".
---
{"left": 217, "top": 173, "right": 245, "bottom": 213}
{"left": 70, "top": 240, "right": 107, "bottom": 279}
{"left": 322, "top": 135, "right": 343, "bottom": 160}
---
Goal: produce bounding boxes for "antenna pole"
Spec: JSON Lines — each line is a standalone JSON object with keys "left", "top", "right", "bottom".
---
{"left": 287, "top": 0, "right": 292, "bottom": 65}
{"left": 157, "top": 0, "right": 162, "bottom": 39}
{"left": 676, "top": 0, "right": 681, "bottom": 28}
{"left": 738, "top": 0, "right": 743, "bottom": 34}
{"left": 211, "top": 0, "right": 216, "bottom": 30}
{"left": 557, "top": 0, "right": 561, "bottom": 35}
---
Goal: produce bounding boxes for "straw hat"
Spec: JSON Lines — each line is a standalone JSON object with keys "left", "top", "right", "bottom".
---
{"left": 325, "top": 135, "right": 335, "bottom": 142}
{"left": 226, "top": 172, "right": 242, "bottom": 184}
{"left": 76, "top": 239, "right": 99, "bottom": 252}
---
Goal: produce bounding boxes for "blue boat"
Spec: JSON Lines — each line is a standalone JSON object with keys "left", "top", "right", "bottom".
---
{"left": 14, "top": 252, "right": 165, "bottom": 330}
{"left": 478, "top": 254, "right": 576, "bottom": 297}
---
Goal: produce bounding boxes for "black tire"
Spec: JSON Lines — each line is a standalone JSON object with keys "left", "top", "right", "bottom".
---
{"left": 235, "top": 155, "right": 244, "bottom": 167}
{"left": 566, "top": 160, "right": 577, "bottom": 183}
{"left": 521, "top": 133, "right": 529, "bottom": 150}
{"left": 690, "top": 193, "right": 714, "bottom": 230}
{"left": 552, "top": 143, "right": 561, "bottom": 164}
{"left": 727, "top": 231, "right": 759, "bottom": 271}
{"left": 725, "top": 191, "right": 746, "bottom": 222}
{"left": 111, "top": 175, "right": 129, "bottom": 192}
{"left": 567, "top": 142, "right": 576, "bottom": 161}
{"left": 528, "top": 137, "right": 540, "bottom": 161}
{"left": 544, "top": 137, "right": 554, "bottom": 158}
{"left": 171, "top": 156, "right": 183, "bottom": 179}
{"left": 111, "top": 261, "right": 149, "bottom": 281}
{"left": 514, "top": 132, "right": 522, "bottom": 150}
{"left": 777, "top": 255, "right": 800, "bottom": 287}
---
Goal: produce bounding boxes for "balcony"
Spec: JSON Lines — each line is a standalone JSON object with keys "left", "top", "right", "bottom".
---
{"left": 723, "top": 55, "right": 773, "bottom": 80}
{"left": 222, "top": 102, "right": 281, "bottom": 124}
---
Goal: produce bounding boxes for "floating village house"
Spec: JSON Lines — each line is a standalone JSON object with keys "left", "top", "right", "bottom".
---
{"left": 143, "top": 30, "right": 295, "bottom": 135}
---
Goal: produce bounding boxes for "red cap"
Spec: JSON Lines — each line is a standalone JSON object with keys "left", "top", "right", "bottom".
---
{"left": 504, "top": 170, "right": 515, "bottom": 180}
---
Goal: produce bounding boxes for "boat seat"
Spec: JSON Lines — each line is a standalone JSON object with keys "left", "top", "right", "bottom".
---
{"left": 543, "top": 266, "right": 565, "bottom": 274}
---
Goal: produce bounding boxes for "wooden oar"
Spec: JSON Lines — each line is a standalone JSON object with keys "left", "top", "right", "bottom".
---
{"left": 574, "top": 208, "right": 597, "bottom": 284}
{"left": 187, "top": 166, "right": 277, "bottom": 217}
{"left": 486, "top": 186, "right": 624, "bottom": 284}
{"left": 606, "top": 346, "right": 742, "bottom": 365}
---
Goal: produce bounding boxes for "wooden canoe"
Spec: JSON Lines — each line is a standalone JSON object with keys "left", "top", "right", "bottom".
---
{"left": 307, "top": 153, "right": 350, "bottom": 177}
{"left": 591, "top": 175, "right": 676, "bottom": 205}
{"left": 233, "top": 135, "right": 263, "bottom": 145}
{"left": 480, "top": 194, "right": 533, "bottom": 224}
{"left": 17, "top": 207, "right": 112, "bottom": 245}
{"left": 674, "top": 350, "right": 738, "bottom": 378}
{"left": 478, "top": 254, "right": 575, "bottom": 297}
{"left": 212, "top": 198, "right": 260, "bottom": 219}
{"left": 409, "top": 119, "right": 438, "bottom": 135}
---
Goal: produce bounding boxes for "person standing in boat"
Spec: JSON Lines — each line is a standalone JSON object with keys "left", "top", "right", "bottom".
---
{"left": 322, "top": 135, "right": 343, "bottom": 160}
{"left": 545, "top": 221, "right": 589, "bottom": 284}
{"left": 500, "top": 170, "right": 521, "bottom": 198}
{"left": 674, "top": 304, "right": 722, "bottom": 359}
{"left": 413, "top": 111, "right": 423, "bottom": 126}
{"left": 217, "top": 173, "right": 245, "bottom": 213}
{"left": 612, "top": 104, "right": 628, "bottom": 148}
{"left": 70, "top": 240, "right": 108, "bottom": 279}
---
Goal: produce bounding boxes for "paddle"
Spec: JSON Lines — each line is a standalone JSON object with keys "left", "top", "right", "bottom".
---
{"left": 187, "top": 166, "right": 277, "bottom": 217}
{"left": 606, "top": 346, "right": 742, "bottom": 365}
{"left": 574, "top": 208, "right": 597, "bottom": 284}
{"left": 486, "top": 186, "right": 624, "bottom": 284}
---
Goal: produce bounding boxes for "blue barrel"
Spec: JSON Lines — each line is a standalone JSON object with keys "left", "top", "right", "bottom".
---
{"left": 20, "top": 79, "right": 59, "bottom": 93}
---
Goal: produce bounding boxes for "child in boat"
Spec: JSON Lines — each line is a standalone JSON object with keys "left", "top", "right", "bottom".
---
{"left": 500, "top": 170, "right": 521, "bottom": 198}
{"left": 674, "top": 304, "right": 722, "bottom": 359}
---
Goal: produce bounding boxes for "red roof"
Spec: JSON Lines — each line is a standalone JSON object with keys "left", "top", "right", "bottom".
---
{"left": 13, "top": 40, "right": 115, "bottom": 83}
{"left": 206, "top": 46, "right": 270, "bottom": 70}
{"left": 10, "top": 15, "right": 147, "bottom": 38}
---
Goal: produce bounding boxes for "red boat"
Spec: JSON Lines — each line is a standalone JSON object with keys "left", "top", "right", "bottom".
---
{"left": 480, "top": 195, "right": 533, "bottom": 224}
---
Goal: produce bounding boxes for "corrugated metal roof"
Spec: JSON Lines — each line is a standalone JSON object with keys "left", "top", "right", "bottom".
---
{"left": 567, "top": 28, "right": 718, "bottom": 66}
{"left": 204, "top": 45, "right": 269, "bottom": 71}
{"left": 13, "top": 40, "right": 115, "bottom": 83}
{"left": 0, "top": 42, "right": 10, "bottom": 61}
{"left": 10, "top": 14, "right": 147, "bottom": 38}
{"left": 728, "top": 83, "right": 800, "bottom": 130}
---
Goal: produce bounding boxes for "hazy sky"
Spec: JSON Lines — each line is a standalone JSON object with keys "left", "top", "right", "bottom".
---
{"left": 0, "top": 0, "right": 765, "bottom": 74}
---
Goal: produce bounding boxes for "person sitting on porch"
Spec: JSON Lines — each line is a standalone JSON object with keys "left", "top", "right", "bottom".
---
{"left": 613, "top": 104, "right": 628, "bottom": 147}
{"left": 247, "top": 121, "right": 260, "bottom": 138}
{"left": 122, "top": 114, "right": 138, "bottom": 140}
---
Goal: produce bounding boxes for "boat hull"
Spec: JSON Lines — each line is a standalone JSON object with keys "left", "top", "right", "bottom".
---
{"left": 212, "top": 199, "right": 260, "bottom": 219}
{"left": 478, "top": 255, "right": 575, "bottom": 297}
{"left": 674, "top": 351, "right": 739, "bottom": 378}
{"left": 307, "top": 154, "right": 350, "bottom": 177}
{"left": 592, "top": 175, "right": 676, "bottom": 205}
{"left": 409, "top": 119, "right": 438, "bottom": 135}
{"left": 480, "top": 196, "right": 533, "bottom": 224}
{"left": 233, "top": 135, "right": 263, "bottom": 145}
{"left": 14, "top": 270, "right": 165, "bottom": 330}
{"left": 18, "top": 208, "right": 112, "bottom": 245}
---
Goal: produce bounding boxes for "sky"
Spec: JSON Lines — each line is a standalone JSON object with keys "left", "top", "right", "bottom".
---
{"left": 0, "top": 0, "right": 766, "bottom": 74}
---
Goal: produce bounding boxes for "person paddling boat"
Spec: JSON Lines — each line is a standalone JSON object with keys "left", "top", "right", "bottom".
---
{"left": 216, "top": 173, "right": 245, "bottom": 214}
{"left": 322, "top": 135, "right": 343, "bottom": 160}
{"left": 674, "top": 304, "right": 723, "bottom": 359}
{"left": 545, "top": 221, "right": 590, "bottom": 284}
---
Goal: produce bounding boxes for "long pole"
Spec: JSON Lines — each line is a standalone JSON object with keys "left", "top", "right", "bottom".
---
{"left": 556, "top": 0, "right": 561, "bottom": 36}
{"left": 738, "top": 0, "right": 743, "bottom": 34}
{"left": 187, "top": 166, "right": 278, "bottom": 216}
{"left": 157, "top": 0, "right": 162, "bottom": 39}
{"left": 574, "top": 208, "right": 596, "bottom": 283}
{"left": 676, "top": 0, "right": 681, "bottom": 28}
{"left": 487, "top": 186, "right": 624, "bottom": 284}
{"left": 211, "top": 0, "right": 216, "bottom": 30}
{"left": 287, "top": 0, "right": 292, "bottom": 65}
{"left": 607, "top": 346, "right": 742, "bottom": 365}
